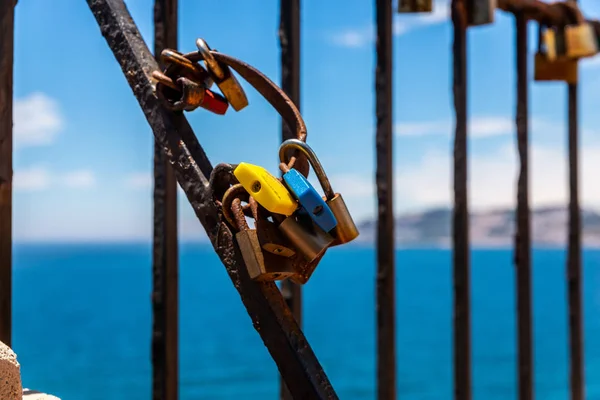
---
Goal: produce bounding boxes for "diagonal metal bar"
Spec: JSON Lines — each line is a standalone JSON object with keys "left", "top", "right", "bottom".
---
{"left": 375, "top": 0, "right": 395, "bottom": 398}
{"left": 278, "top": 0, "right": 302, "bottom": 398}
{"left": 0, "top": 0, "right": 16, "bottom": 348}
{"left": 514, "top": 12, "right": 533, "bottom": 400}
{"left": 451, "top": 1, "right": 471, "bottom": 399}
{"left": 152, "top": 0, "right": 179, "bottom": 399}
{"left": 86, "top": 1, "right": 338, "bottom": 398}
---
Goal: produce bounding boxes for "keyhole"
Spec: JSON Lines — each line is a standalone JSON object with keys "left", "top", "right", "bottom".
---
{"left": 312, "top": 205, "right": 323, "bottom": 216}
{"left": 251, "top": 181, "right": 262, "bottom": 193}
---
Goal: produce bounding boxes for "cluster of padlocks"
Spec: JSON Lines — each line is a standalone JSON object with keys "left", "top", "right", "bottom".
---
{"left": 151, "top": 38, "right": 359, "bottom": 283}
{"left": 217, "top": 138, "right": 359, "bottom": 284}
{"left": 398, "top": 0, "right": 600, "bottom": 85}
{"left": 535, "top": 3, "right": 600, "bottom": 84}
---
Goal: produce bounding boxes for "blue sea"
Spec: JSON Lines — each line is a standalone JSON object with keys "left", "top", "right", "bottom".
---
{"left": 10, "top": 244, "right": 600, "bottom": 399}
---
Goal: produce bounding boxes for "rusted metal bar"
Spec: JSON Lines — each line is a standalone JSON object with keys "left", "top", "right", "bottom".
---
{"left": 0, "top": 0, "right": 15, "bottom": 348}
{"left": 86, "top": 1, "right": 337, "bottom": 398}
{"left": 567, "top": 2, "right": 584, "bottom": 398}
{"left": 451, "top": 1, "right": 471, "bottom": 399}
{"left": 375, "top": 0, "right": 395, "bottom": 398}
{"left": 497, "top": 0, "right": 581, "bottom": 26}
{"left": 514, "top": 11, "right": 533, "bottom": 400}
{"left": 152, "top": 0, "right": 179, "bottom": 399}
{"left": 278, "top": 0, "right": 302, "bottom": 399}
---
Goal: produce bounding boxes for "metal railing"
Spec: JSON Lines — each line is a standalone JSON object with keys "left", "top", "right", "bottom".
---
{"left": 0, "top": 0, "right": 591, "bottom": 399}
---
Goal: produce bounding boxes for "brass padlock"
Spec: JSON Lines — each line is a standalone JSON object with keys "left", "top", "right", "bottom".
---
{"left": 274, "top": 211, "right": 335, "bottom": 263}
{"left": 279, "top": 139, "right": 359, "bottom": 246}
{"left": 466, "top": 0, "right": 496, "bottom": 27}
{"left": 397, "top": 0, "right": 432, "bottom": 13}
{"left": 562, "top": 1, "right": 598, "bottom": 59}
{"left": 196, "top": 38, "right": 249, "bottom": 112}
{"left": 229, "top": 197, "right": 295, "bottom": 282}
{"left": 249, "top": 197, "right": 296, "bottom": 258}
{"left": 534, "top": 23, "right": 578, "bottom": 84}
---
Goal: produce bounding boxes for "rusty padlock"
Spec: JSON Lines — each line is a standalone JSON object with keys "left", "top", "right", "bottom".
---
{"left": 196, "top": 38, "right": 249, "bottom": 112}
{"left": 249, "top": 197, "right": 296, "bottom": 258}
{"left": 397, "top": 0, "right": 432, "bottom": 13}
{"left": 224, "top": 189, "right": 295, "bottom": 282}
{"left": 534, "top": 22, "right": 578, "bottom": 84}
{"left": 562, "top": 1, "right": 599, "bottom": 59}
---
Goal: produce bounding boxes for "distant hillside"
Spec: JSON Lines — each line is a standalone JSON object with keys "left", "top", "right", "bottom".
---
{"left": 355, "top": 206, "right": 600, "bottom": 248}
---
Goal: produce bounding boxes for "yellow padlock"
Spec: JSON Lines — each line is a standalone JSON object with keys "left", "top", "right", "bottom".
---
{"left": 233, "top": 162, "right": 298, "bottom": 216}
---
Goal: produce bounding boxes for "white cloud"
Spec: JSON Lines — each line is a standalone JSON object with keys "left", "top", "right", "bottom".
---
{"left": 13, "top": 167, "right": 51, "bottom": 191}
{"left": 330, "top": 142, "right": 600, "bottom": 218}
{"left": 329, "top": 0, "right": 449, "bottom": 48}
{"left": 14, "top": 93, "right": 64, "bottom": 148}
{"left": 63, "top": 170, "right": 96, "bottom": 188}
{"left": 13, "top": 167, "right": 96, "bottom": 191}
{"left": 395, "top": 116, "right": 600, "bottom": 142}
{"left": 397, "top": 116, "right": 515, "bottom": 138}
{"left": 124, "top": 172, "right": 153, "bottom": 189}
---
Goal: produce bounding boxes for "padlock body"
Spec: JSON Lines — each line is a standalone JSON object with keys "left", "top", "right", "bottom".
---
{"left": 236, "top": 230, "right": 295, "bottom": 281}
{"left": 397, "top": 0, "right": 432, "bottom": 13}
{"left": 466, "top": 0, "right": 495, "bottom": 26}
{"left": 282, "top": 168, "right": 338, "bottom": 233}
{"left": 326, "top": 193, "right": 359, "bottom": 246}
{"left": 534, "top": 53, "right": 578, "bottom": 84}
{"left": 565, "top": 23, "right": 599, "bottom": 59}
{"left": 255, "top": 219, "right": 296, "bottom": 258}
{"left": 543, "top": 29, "right": 558, "bottom": 61}
{"left": 288, "top": 251, "right": 327, "bottom": 285}
{"left": 216, "top": 73, "right": 249, "bottom": 112}
{"left": 234, "top": 162, "right": 298, "bottom": 216}
{"left": 278, "top": 214, "right": 334, "bottom": 263}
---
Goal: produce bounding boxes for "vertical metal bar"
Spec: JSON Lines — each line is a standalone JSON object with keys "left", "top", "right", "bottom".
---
{"left": 515, "top": 12, "right": 533, "bottom": 400}
{"left": 567, "top": 2, "right": 583, "bottom": 398}
{"left": 152, "top": 0, "right": 179, "bottom": 399}
{"left": 375, "top": 0, "right": 395, "bottom": 398}
{"left": 0, "top": 0, "right": 15, "bottom": 348}
{"left": 278, "top": 1, "right": 301, "bottom": 398}
{"left": 451, "top": 1, "right": 471, "bottom": 399}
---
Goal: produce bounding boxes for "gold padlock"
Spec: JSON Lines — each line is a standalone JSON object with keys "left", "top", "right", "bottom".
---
{"left": 562, "top": 1, "right": 599, "bottom": 59}
{"left": 228, "top": 195, "right": 295, "bottom": 282}
{"left": 397, "top": 0, "right": 432, "bottom": 13}
{"left": 274, "top": 212, "right": 334, "bottom": 263}
{"left": 249, "top": 197, "right": 296, "bottom": 258}
{"left": 196, "top": 38, "right": 249, "bottom": 112}
{"left": 279, "top": 139, "right": 359, "bottom": 246}
{"left": 466, "top": 0, "right": 496, "bottom": 27}
{"left": 534, "top": 23, "right": 578, "bottom": 84}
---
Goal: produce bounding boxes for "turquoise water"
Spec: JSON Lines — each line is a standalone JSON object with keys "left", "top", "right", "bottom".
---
{"left": 11, "top": 244, "right": 600, "bottom": 399}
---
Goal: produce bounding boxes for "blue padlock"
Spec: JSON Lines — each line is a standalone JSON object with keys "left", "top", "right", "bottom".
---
{"left": 279, "top": 163, "right": 338, "bottom": 233}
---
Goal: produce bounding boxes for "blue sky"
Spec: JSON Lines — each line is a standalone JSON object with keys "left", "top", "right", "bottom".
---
{"left": 11, "top": 0, "right": 600, "bottom": 242}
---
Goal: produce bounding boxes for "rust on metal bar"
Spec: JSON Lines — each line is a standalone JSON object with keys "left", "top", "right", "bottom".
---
{"left": 451, "top": 1, "right": 471, "bottom": 399}
{"left": 497, "top": 0, "right": 584, "bottom": 27}
{"left": 375, "top": 0, "right": 395, "bottom": 398}
{"left": 152, "top": 0, "right": 179, "bottom": 399}
{"left": 0, "top": 0, "right": 15, "bottom": 348}
{"left": 278, "top": 0, "right": 303, "bottom": 399}
{"left": 514, "top": 11, "right": 533, "bottom": 400}
{"left": 567, "top": 1, "right": 584, "bottom": 397}
{"left": 86, "top": 0, "right": 337, "bottom": 397}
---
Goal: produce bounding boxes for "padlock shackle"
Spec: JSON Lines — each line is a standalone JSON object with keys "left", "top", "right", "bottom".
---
{"left": 231, "top": 198, "right": 250, "bottom": 232}
{"left": 182, "top": 47, "right": 310, "bottom": 178}
{"left": 278, "top": 139, "right": 335, "bottom": 200}
{"left": 221, "top": 183, "right": 251, "bottom": 229}
{"left": 557, "top": 1, "right": 585, "bottom": 25}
